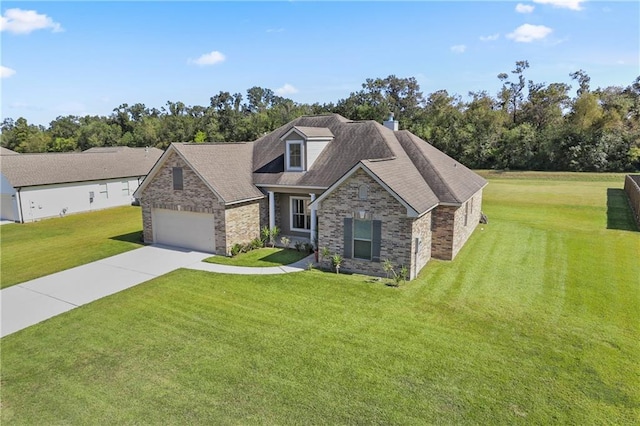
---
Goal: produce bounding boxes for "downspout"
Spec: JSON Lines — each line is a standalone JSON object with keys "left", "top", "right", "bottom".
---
{"left": 16, "top": 187, "right": 24, "bottom": 223}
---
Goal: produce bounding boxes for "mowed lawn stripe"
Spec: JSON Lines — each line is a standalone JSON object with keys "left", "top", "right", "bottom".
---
{"left": 0, "top": 206, "right": 143, "bottom": 288}
{"left": 1, "top": 173, "right": 638, "bottom": 424}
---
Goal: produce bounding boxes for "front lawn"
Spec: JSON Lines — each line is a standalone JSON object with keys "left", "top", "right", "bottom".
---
{"left": 1, "top": 173, "right": 638, "bottom": 423}
{"left": 0, "top": 206, "right": 143, "bottom": 288}
{"left": 203, "top": 247, "right": 310, "bottom": 267}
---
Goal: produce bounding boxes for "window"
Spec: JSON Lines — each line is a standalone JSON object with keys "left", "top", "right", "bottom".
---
{"left": 173, "top": 167, "right": 183, "bottom": 190}
{"left": 344, "top": 218, "right": 382, "bottom": 262}
{"left": 290, "top": 197, "right": 310, "bottom": 231}
{"left": 286, "top": 140, "right": 304, "bottom": 171}
{"left": 353, "top": 219, "right": 372, "bottom": 260}
{"left": 122, "top": 181, "right": 130, "bottom": 196}
{"left": 99, "top": 183, "right": 108, "bottom": 199}
{"left": 358, "top": 184, "right": 368, "bottom": 200}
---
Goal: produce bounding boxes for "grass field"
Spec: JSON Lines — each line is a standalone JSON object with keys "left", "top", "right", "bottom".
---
{"left": 204, "top": 247, "right": 309, "bottom": 267}
{"left": 0, "top": 206, "right": 143, "bottom": 288}
{"left": 1, "top": 173, "right": 638, "bottom": 424}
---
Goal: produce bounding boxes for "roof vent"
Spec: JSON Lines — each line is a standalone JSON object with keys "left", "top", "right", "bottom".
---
{"left": 383, "top": 113, "right": 399, "bottom": 131}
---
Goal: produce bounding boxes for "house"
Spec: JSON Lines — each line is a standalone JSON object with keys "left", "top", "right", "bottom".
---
{"left": 1, "top": 147, "right": 162, "bottom": 222}
{"left": 134, "top": 114, "right": 487, "bottom": 279}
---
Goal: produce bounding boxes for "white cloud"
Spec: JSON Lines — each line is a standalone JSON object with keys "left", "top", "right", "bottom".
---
{"left": 515, "top": 3, "right": 535, "bottom": 13}
{"left": 266, "top": 28, "right": 284, "bottom": 33}
{"left": 450, "top": 44, "right": 467, "bottom": 54}
{"left": 190, "top": 51, "right": 226, "bottom": 66}
{"left": 275, "top": 83, "right": 298, "bottom": 96}
{"left": 0, "top": 8, "right": 63, "bottom": 34}
{"left": 480, "top": 33, "right": 500, "bottom": 42}
{"left": 507, "top": 24, "right": 553, "bottom": 42}
{"left": 533, "top": 0, "right": 584, "bottom": 11}
{"left": 1, "top": 65, "right": 16, "bottom": 78}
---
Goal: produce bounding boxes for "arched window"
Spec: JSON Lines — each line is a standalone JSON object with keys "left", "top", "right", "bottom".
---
{"left": 358, "top": 184, "right": 368, "bottom": 200}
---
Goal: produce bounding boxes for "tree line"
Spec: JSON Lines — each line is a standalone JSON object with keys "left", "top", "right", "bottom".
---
{"left": 2, "top": 61, "right": 639, "bottom": 172}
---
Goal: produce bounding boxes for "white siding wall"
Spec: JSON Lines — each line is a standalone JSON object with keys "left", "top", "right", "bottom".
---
{"left": 17, "top": 177, "right": 142, "bottom": 222}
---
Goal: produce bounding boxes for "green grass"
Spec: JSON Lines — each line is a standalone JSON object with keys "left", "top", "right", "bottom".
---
{"left": 1, "top": 173, "right": 639, "bottom": 424}
{"left": 0, "top": 206, "right": 143, "bottom": 288}
{"left": 203, "top": 247, "right": 310, "bottom": 267}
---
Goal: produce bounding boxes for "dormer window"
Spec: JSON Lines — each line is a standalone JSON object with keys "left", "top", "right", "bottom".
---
{"left": 286, "top": 140, "right": 304, "bottom": 171}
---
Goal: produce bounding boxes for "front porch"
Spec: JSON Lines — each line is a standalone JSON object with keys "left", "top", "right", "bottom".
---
{"left": 263, "top": 189, "right": 320, "bottom": 249}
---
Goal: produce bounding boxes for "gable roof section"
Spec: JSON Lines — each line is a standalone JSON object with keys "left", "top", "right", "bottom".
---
{"left": 135, "top": 143, "right": 264, "bottom": 205}
{"left": 253, "top": 114, "right": 395, "bottom": 188}
{"left": 396, "top": 131, "right": 487, "bottom": 204}
{"left": 1, "top": 147, "right": 163, "bottom": 188}
{"left": 1, "top": 147, "right": 19, "bottom": 155}
{"left": 173, "top": 143, "right": 264, "bottom": 204}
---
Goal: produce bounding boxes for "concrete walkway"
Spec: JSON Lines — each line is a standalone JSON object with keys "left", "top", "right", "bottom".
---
{"left": 1, "top": 245, "right": 311, "bottom": 338}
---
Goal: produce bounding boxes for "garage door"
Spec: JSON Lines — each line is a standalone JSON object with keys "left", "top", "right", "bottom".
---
{"left": 152, "top": 208, "right": 215, "bottom": 253}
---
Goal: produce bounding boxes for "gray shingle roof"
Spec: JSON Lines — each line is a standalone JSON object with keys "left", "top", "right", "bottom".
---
{"left": 1, "top": 147, "right": 163, "bottom": 188}
{"left": 172, "top": 143, "right": 264, "bottom": 204}
{"left": 160, "top": 113, "right": 485, "bottom": 213}
{"left": 396, "top": 131, "right": 487, "bottom": 204}
{"left": 289, "top": 126, "right": 334, "bottom": 139}
{"left": 253, "top": 114, "right": 394, "bottom": 187}
{"left": 1, "top": 147, "right": 19, "bottom": 155}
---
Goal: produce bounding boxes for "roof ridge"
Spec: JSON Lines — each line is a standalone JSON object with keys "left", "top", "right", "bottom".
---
{"left": 399, "top": 131, "right": 460, "bottom": 203}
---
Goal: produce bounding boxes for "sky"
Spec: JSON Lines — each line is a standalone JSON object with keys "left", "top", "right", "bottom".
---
{"left": 1, "top": 1, "right": 638, "bottom": 126}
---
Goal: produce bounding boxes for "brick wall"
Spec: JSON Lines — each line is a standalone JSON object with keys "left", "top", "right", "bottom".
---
{"left": 431, "top": 189, "right": 483, "bottom": 260}
{"left": 225, "top": 200, "right": 262, "bottom": 255}
{"left": 318, "top": 168, "right": 416, "bottom": 278}
{"left": 624, "top": 175, "right": 640, "bottom": 229}
{"left": 140, "top": 151, "right": 224, "bottom": 247}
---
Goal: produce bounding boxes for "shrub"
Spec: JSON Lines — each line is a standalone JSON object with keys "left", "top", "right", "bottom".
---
{"left": 331, "top": 253, "right": 343, "bottom": 274}
{"left": 294, "top": 241, "right": 303, "bottom": 252}
{"left": 280, "top": 236, "right": 291, "bottom": 249}
{"left": 251, "top": 238, "right": 264, "bottom": 250}
{"left": 382, "top": 260, "right": 409, "bottom": 287}
{"left": 303, "top": 242, "right": 314, "bottom": 254}
{"left": 230, "top": 243, "right": 243, "bottom": 257}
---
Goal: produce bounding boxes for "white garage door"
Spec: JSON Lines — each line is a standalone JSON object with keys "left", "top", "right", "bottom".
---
{"left": 152, "top": 208, "right": 216, "bottom": 253}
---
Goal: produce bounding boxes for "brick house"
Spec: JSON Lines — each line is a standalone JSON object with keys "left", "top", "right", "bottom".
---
{"left": 134, "top": 114, "right": 487, "bottom": 279}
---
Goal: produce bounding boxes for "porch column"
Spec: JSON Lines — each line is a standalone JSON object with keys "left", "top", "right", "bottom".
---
{"left": 268, "top": 191, "right": 275, "bottom": 230}
{"left": 309, "top": 193, "right": 317, "bottom": 247}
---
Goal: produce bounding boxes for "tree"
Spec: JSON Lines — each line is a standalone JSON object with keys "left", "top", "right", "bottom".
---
{"left": 498, "top": 60, "right": 530, "bottom": 124}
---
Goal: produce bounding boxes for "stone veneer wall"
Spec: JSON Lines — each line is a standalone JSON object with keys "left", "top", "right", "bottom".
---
{"left": 140, "top": 151, "right": 226, "bottom": 251}
{"left": 410, "top": 211, "right": 432, "bottom": 279}
{"left": 224, "top": 200, "right": 262, "bottom": 255}
{"left": 318, "top": 168, "right": 416, "bottom": 277}
{"left": 624, "top": 175, "right": 640, "bottom": 229}
{"left": 431, "top": 189, "right": 484, "bottom": 260}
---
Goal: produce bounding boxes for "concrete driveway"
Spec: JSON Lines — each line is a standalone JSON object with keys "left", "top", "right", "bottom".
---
{"left": 1, "top": 245, "right": 211, "bottom": 337}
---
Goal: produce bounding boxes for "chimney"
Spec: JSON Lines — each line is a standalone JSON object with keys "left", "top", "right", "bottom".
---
{"left": 383, "top": 113, "right": 399, "bottom": 131}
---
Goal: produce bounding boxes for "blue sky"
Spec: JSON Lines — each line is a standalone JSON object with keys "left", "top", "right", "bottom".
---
{"left": 1, "top": 1, "right": 638, "bottom": 126}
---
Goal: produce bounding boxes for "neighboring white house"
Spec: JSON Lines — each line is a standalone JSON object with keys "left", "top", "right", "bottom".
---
{"left": 0, "top": 147, "right": 162, "bottom": 222}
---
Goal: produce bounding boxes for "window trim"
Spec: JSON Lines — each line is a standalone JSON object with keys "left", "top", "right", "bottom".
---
{"left": 285, "top": 140, "right": 305, "bottom": 171}
{"left": 173, "top": 167, "right": 183, "bottom": 191}
{"left": 290, "top": 197, "right": 311, "bottom": 233}
{"left": 122, "top": 181, "right": 130, "bottom": 196}
{"left": 99, "top": 183, "right": 109, "bottom": 199}
{"left": 353, "top": 218, "right": 372, "bottom": 260}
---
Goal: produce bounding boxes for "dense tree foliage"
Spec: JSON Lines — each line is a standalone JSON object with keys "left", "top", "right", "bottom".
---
{"left": 2, "top": 62, "right": 639, "bottom": 172}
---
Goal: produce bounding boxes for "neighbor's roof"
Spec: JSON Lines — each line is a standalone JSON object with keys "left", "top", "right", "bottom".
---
{"left": 1, "top": 147, "right": 19, "bottom": 155}
{"left": 171, "top": 142, "right": 265, "bottom": 204}
{"left": 1, "top": 147, "right": 163, "bottom": 188}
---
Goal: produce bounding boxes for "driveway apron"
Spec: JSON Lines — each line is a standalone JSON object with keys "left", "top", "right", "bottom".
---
{"left": 1, "top": 245, "right": 210, "bottom": 337}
